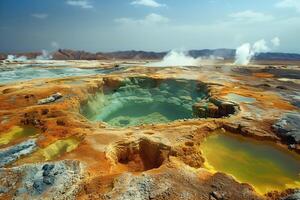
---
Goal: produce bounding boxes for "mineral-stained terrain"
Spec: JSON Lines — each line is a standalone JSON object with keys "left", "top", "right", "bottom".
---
{"left": 0, "top": 59, "right": 299, "bottom": 200}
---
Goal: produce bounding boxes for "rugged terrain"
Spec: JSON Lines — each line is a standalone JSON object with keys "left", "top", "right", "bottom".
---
{"left": 2, "top": 49, "right": 300, "bottom": 61}
{"left": 0, "top": 59, "right": 299, "bottom": 200}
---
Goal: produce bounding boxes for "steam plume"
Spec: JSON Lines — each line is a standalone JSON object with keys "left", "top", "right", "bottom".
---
{"left": 235, "top": 37, "right": 280, "bottom": 65}
{"left": 36, "top": 50, "right": 53, "bottom": 60}
{"left": 149, "top": 50, "right": 202, "bottom": 67}
{"left": 6, "top": 55, "right": 28, "bottom": 61}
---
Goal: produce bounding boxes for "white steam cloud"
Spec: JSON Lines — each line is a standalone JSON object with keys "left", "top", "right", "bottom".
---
{"left": 271, "top": 37, "right": 280, "bottom": 47}
{"left": 149, "top": 50, "right": 202, "bottom": 67}
{"left": 235, "top": 37, "right": 280, "bottom": 65}
{"left": 6, "top": 55, "right": 28, "bottom": 62}
{"left": 36, "top": 50, "right": 53, "bottom": 60}
{"left": 6, "top": 50, "right": 53, "bottom": 62}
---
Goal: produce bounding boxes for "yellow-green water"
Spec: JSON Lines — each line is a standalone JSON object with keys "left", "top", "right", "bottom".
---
{"left": 201, "top": 132, "right": 300, "bottom": 194}
{"left": 41, "top": 137, "right": 80, "bottom": 161}
{"left": 13, "top": 137, "right": 80, "bottom": 165}
{"left": 0, "top": 126, "right": 38, "bottom": 147}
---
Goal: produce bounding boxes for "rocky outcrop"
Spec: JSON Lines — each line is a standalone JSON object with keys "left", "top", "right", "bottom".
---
{"left": 103, "top": 173, "right": 172, "bottom": 200}
{"left": 0, "top": 139, "right": 37, "bottom": 167}
{"left": 51, "top": 49, "right": 166, "bottom": 60}
{"left": 272, "top": 112, "right": 300, "bottom": 144}
{"left": 282, "top": 190, "right": 300, "bottom": 200}
{"left": 52, "top": 49, "right": 107, "bottom": 60}
{"left": 37, "top": 92, "right": 63, "bottom": 105}
{"left": 100, "top": 170, "right": 262, "bottom": 200}
{"left": 193, "top": 98, "right": 239, "bottom": 118}
{"left": 0, "top": 160, "right": 83, "bottom": 200}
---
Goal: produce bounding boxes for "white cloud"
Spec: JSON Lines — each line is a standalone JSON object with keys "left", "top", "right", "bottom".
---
{"left": 276, "top": 0, "right": 300, "bottom": 12}
{"left": 115, "top": 13, "right": 169, "bottom": 25}
{"left": 229, "top": 10, "right": 274, "bottom": 22}
{"left": 252, "top": 39, "right": 270, "bottom": 53}
{"left": 31, "top": 13, "right": 48, "bottom": 19}
{"left": 271, "top": 37, "right": 280, "bottom": 47}
{"left": 66, "top": 0, "right": 93, "bottom": 9}
{"left": 131, "top": 0, "right": 165, "bottom": 8}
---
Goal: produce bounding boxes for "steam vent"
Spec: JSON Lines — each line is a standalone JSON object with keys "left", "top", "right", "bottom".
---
{"left": 0, "top": 60, "right": 300, "bottom": 200}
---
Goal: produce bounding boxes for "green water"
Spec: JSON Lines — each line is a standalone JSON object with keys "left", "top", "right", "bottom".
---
{"left": 101, "top": 102, "right": 192, "bottom": 127}
{"left": 201, "top": 132, "right": 300, "bottom": 194}
{"left": 82, "top": 77, "right": 207, "bottom": 127}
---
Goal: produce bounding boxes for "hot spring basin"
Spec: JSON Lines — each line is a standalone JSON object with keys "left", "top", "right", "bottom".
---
{"left": 81, "top": 77, "right": 208, "bottom": 127}
{"left": 201, "top": 132, "right": 300, "bottom": 194}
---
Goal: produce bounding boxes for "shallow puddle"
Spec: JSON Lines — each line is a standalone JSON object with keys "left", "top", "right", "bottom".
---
{"left": 0, "top": 126, "right": 38, "bottom": 147}
{"left": 82, "top": 77, "right": 208, "bottom": 127}
{"left": 225, "top": 93, "right": 256, "bottom": 103}
{"left": 201, "top": 131, "right": 300, "bottom": 194}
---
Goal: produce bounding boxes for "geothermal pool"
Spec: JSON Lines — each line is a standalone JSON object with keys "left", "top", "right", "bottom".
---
{"left": 81, "top": 77, "right": 208, "bottom": 127}
{"left": 201, "top": 131, "right": 300, "bottom": 194}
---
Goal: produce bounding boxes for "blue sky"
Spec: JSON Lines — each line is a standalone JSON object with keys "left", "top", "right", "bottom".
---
{"left": 0, "top": 0, "right": 300, "bottom": 53}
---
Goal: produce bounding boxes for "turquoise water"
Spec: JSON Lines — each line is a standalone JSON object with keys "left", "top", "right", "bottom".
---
{"left": 101, "top": 102, "right": 192, "bottom": 127}
{"left": 82, "top": 77, "right": 208, "bottom": 127}
{"left": 225, "top": 93, "right": 256, "bottom": 103}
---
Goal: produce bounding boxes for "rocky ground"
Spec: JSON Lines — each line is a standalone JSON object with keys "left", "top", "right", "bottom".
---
{"left": 0, "top": 60, "right": 299, "bottom": 200}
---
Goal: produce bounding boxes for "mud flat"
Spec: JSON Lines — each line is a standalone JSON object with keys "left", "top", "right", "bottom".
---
{"left": 0, "top": 60, "right": 299, "bottom": 200}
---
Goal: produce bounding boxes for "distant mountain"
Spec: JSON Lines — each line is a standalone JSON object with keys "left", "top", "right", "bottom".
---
{"left": 189, "top": 49, "right": 236, "bottom": 59}
{"left": 254, "top": 52, "right": 300, "bottom": 61}
{"left": 1, "top": 48, "right": 300, "bottom": 61}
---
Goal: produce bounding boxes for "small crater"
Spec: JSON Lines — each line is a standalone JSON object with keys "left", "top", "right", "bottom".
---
{"left": 108, "top": 138, "right": 171, "bottom": 171}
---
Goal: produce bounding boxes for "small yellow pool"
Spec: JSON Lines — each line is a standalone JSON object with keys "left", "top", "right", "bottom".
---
{"left": 201, "top": 131, "right": 300, "bottom": 194}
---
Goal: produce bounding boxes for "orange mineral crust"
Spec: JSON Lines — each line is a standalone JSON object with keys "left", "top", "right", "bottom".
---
{"left": 0, "top": 61, "right": 299, "bottom": 200}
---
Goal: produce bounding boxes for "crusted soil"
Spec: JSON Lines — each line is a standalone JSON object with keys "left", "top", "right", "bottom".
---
{"left": 0, "top": 61, "right": 299, "bottom": 200}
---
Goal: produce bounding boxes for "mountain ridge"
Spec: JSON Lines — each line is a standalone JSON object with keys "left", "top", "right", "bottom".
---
{"left": 1, "top": 48, "right": 300, "bottom": 61}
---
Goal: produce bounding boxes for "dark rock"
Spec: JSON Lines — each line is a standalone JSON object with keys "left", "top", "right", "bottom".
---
{"left": 210, "top": 191, "right": 224, "bottom": 200}
{"left": 282, "top": 191, "right": 300, "bottom": 200}
{"left": 41, "top": 109, "right": 49, "bottom": 115}
{"left": 33, "top": 179, "right": 44, "bottom": 194}
{"left": 218, "top": 101, "right": 237, "bottom": 117}
{"left": 43, "top": 176, "right": 55, "bottom": 185}
{"left": 21, "top": 111, "right": 43, "bottom": 126}
{"left": 276, "top": 85, "right": 288, "bottom": 90}
{"left": 193, "top": 99, "right": 238, "bottom": 118}
{"left": 272, "top": 113, "right": 300, "bottom": 144}
{"left": 56, "top": 119, "right": 65, "bottom": 126}
{"left": 257, "top": 83, "right": 271, "bottom": 87}
{"left": 0, "top": 139, "right": 37, "bottom": 167}
{"left": 42, "top": 164, "right": 54, "bottom": 176}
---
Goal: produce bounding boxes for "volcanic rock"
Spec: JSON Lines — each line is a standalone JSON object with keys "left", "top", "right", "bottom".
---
{"left": 272, "top": 112, "right": 300, "bottom": 144}
{"left": 0, "top": 160, "right": 83, "bottom": 200}
{"left": 0, "top": 139, "right": 37, "bottom": 167}
{"left": 37, "top": 92, "right": 63, "bottom": 105}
